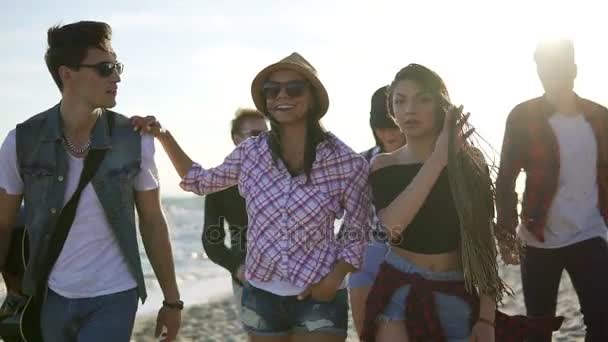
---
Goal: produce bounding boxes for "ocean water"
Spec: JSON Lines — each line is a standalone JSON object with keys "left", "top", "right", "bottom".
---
{"left": 137, "top": 196, "right": 235, "bottom": 315}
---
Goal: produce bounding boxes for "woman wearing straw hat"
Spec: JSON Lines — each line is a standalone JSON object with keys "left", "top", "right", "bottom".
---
{"left": 132, "top": 52, "right": 371, "bottom": 341}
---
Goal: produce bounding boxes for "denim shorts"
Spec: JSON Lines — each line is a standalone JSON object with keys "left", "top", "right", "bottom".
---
{"left": 348, "top": 240, "right": 389, "bottom": 288}
{"left": 241, "top": 284, "right": 348, "bottom": 337}
{"left": 379, "top": 249, "right": 471, "bottom": 341}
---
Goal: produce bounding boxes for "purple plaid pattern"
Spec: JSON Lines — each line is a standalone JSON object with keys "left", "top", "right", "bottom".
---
{"left": 180, "top": 132, "right": 371, "bottom": 288}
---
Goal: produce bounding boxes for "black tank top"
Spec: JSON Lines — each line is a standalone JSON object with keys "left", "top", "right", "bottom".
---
{"left": 370, "top": 164, "right": 461, "bottom": 254}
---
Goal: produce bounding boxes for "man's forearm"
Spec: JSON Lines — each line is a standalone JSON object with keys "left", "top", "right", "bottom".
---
{"left": 140, "top": 218, "right": 180, "bottom": 301}
{"left": 0, "top": 192, "right": 23, "bottom": 269}
{"left": 495, "top": 173, "right": 520, "bottom": 241}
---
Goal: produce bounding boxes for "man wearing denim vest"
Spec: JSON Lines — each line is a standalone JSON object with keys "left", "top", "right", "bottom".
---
{"left": 0, "top": 21, "right": 181, "bottom": 341}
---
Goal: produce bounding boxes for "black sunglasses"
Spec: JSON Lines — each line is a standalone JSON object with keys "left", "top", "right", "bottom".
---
{"left": 239, "top": 129, "right": 265, "bottom": 138}
{"left": 262, "top": 80, "right": 308, "bottom": 99}
{"left": 77, "top": 61, "right": 124, "bottom": 77}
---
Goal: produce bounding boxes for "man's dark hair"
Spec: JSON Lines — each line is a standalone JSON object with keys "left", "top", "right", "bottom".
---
{"left": 230, "top": 108, "right": 266, "bottom": 136}
{"left": 45, "top": 21, "right": 113, "bottom": 90}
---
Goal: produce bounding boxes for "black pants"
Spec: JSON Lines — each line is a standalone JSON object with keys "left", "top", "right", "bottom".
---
{"left": 521, "top": 237, "right": 608, "bottom": 342}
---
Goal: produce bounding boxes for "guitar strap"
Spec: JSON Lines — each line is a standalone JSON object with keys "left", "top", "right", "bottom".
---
{"left": 35, "top": 111, "right": 114, "bottom": 292}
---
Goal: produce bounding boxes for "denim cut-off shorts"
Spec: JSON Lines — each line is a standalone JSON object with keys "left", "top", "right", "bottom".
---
{"left": 241, "top": 284, "right": 348, "bottom": 337}
{"left": 379, "top": 249, "right": 472, "bottom": 341}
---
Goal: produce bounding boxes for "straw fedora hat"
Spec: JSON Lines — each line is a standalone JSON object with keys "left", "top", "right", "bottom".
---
{"left": 251, "top": 52, "right": 329, "bottom": 118}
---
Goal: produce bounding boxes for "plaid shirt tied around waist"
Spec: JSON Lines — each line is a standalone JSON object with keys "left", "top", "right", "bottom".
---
{"left": 361, "top": 262, "right": 564, "bottom": 341}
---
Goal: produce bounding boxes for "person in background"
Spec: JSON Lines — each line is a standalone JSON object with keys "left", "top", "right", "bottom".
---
{"left": 348, "top": 85, "right": 405, "bottom": 334}
{"left": 361, "top": 86, "right": 406, "bottom": 161}
{"left": 496, "top": 39, "right": 608, "bottom": 341}
{"left": 202, "top": 107, "right": 268, "bottom": 313}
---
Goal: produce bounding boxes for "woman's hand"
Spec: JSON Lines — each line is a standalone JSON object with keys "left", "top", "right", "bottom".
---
{"left": 499, "top": 243, "right": 521, "bottom": 265}
{"left": 297, "top": 271, "right": 343, "bottom": 302}
{"left": 235, "top": 264, "right": 247, "bottom": 284}
{"left": 434, "top": 105, "right": 474, "bottom": 166}
{"left": 131, "top": 115, "right": 168, "bottom": 140}
{"left": 470, "top": 320, "right": 495, "bottom": 342}
{"left": 130, "top": 115, "right": 193, "bottom": 178}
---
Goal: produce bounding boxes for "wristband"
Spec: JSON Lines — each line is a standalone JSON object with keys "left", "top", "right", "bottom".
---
{"left": 162, "top": 299, "right": 184, "bottom": 310}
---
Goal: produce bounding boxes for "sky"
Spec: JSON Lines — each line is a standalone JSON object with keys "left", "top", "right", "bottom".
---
{"left": 1, "top": 0, "right": 607, "bottom": 196}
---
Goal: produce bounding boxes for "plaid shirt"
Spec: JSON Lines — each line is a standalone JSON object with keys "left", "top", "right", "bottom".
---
{"left": 496, "top": 95, "right": 608, "bottom": 242}
{"left": 361, "top": 262, "right": 564, "bottom": 342}
{"left": 180, "top": 132, "right": 371, "bottom": 288}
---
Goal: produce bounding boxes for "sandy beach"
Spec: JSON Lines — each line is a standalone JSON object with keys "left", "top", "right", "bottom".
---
{"left": 131, "top": 295, "right": 360, "bottom": 342}
{"left": 131, "top": 264, "right": 586, "bottom": 342}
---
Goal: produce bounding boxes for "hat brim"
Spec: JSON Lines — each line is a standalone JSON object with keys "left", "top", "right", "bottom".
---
{"left": 251, "top": 62, "right": 329, "bottom": 118}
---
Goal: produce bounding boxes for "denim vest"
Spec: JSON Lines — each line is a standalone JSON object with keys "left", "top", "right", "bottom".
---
{"left": 16, "top": 104, "right": 147, "bottom": 302}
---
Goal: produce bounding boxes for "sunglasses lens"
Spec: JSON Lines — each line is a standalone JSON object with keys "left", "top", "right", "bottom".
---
{"left": 285, "top": 81, "right": 307, "bottom": 98}
{"left": 96, "top": 62, "right": 123, "bottom": 77}
{"left": 263, "top": 80, "right": 307, "bottom": 99}
{"left": 241, "top": 130, "right": 264, "bottom": 138}
{"left": 96, "top": 63, "right": 113, "bottom": 77}
{"left": 262, "top": 82, "right": 281, "bottom": 99}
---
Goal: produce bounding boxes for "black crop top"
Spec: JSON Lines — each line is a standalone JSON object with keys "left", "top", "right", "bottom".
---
{"left": 370, "top": 164, "right": 461, "bottom": 254}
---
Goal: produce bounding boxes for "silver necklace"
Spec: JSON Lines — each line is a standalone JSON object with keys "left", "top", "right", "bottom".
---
{"left": 64, "top": 136, "right": 91, "bottom": 154}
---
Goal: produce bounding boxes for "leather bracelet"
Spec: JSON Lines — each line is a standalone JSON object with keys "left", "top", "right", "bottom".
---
{"left": 478, "top": 316, "right": 495, "bottom": 327}
{"left": 162, "top": 299, "right": 184, "bottom": 310}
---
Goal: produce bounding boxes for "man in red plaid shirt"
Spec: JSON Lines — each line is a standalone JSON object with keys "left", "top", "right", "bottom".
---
{"left": 496, "top": 39, "right": 608, "bottom": 341}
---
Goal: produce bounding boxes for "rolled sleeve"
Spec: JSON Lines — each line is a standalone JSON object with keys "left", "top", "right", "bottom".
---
{"left": 179, "top": 141, "right": 246, "bottom": 195}
{"left": 135, "top": 135, "right": 160, "bottom": 191}
{"left": 337, "top": 157, "right": 371, "bottom": 269}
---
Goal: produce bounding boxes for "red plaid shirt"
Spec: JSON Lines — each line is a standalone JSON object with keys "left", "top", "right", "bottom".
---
{"left": 180, "top": 132, "right": 371, "bottom": 288}
{"left": 361, "top": 262, "right": 564, "bottom": 342}
{"left": 496, "top": 95, "right": 608, "bottom": 242}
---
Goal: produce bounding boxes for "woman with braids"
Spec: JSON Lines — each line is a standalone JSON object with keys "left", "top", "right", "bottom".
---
{"left": 132, "top": 52, "right": 370, "bottom": 342}
{"left": 360, "top": 64, "right": 563, "bottom": 342}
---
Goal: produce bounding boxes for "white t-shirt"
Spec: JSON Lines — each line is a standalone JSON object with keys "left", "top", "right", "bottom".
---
{"left": 518, "top": 113, "right": 608, "bottom": 248}
{"left": 0, "top": 130, "right": 159, "bottom": 298}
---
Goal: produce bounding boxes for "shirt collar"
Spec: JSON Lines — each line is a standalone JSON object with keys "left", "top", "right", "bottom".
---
{"left": 40, "top": 103, "right": 112, "bottom": 149}
{"left": 540, "top": 93, "right": 585, "bottom": 118}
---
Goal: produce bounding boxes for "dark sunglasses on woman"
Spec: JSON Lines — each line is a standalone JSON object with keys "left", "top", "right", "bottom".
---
{"left": 239, "top": 129, "right": 265, "bottom": 138}
{"left": 262, "top": 80, "right": 308, "bottom": 99}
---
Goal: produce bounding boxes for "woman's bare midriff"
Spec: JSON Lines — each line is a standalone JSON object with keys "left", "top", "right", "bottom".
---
{"left": 391, "top": 246, "right": 462, "bottom": 272}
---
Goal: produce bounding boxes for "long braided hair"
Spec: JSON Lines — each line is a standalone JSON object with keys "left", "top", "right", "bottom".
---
{"left": 387, "top": 63, "right": 510, "bottom": 302}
